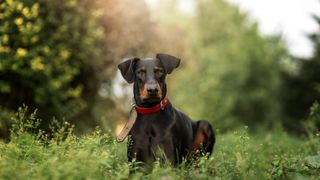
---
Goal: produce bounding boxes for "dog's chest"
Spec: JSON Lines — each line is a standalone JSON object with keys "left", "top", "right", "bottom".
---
{"left": 131, "top": 115, "right": 175, "bottom": 145}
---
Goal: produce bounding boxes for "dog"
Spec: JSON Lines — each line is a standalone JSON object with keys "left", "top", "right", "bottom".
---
{"left": 117, "top": 53, "right": 215, "bottom": 167}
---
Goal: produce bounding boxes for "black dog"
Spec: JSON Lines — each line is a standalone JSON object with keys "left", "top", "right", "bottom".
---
{"left": 118, "top": 53, "right": 215, "bottom": 167}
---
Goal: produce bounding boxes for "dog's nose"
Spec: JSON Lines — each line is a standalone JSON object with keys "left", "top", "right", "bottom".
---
{"left": 146, "top": 84, "right": 158, "bottom": 94}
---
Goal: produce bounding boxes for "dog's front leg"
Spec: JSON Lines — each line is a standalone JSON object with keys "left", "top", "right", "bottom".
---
{"left": 127, "top": 136, "right": 155, "bottom": 170}
{"left": 151, "top": 139, "right": 178, "bottom": 166}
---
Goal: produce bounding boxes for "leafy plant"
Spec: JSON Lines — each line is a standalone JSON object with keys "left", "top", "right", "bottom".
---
{"left": 0, "top": 0, "right": 112, "bottom": 136}
{"left": 1, "top": 111, "right": 320, "bottom": 179}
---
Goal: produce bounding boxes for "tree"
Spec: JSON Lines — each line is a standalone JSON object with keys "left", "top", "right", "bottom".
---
{"left": 280, "top": 15, "right": 320, "bottom": 133}
{"left": 171, "top": 0, "right": 286, "bottom": 131}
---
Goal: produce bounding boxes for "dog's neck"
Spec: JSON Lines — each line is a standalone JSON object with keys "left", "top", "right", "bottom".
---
{"left": 133, "top": 83, "right": 167, "bottom": 108}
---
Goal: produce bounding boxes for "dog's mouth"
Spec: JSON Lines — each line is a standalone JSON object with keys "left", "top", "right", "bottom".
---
{"left": 142, "top": 95, "right": 162, "bottom": 103}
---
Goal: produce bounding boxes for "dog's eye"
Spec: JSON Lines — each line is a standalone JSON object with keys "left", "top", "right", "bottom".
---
{"left": 137, "top": 70, "right": 146, "bottom": 76}
{"left": 155, "top": 69, "right": 163, "bottom": 77}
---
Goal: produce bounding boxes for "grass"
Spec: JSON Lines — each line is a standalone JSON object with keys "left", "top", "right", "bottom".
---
{"left": 0, "top": 108, "right": 319, "bottom": 179}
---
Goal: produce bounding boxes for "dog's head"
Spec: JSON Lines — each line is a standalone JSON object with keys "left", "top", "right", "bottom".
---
{"left": 118, "top": 53, "right": 180, "bottom": 103}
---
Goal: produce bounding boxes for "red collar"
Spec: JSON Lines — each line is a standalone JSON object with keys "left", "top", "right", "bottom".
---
{"left": 134, "top": 96, "right": 168, "bottom": 115}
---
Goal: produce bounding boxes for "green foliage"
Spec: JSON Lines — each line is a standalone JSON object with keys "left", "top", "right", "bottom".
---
{"left": 0, "top": 107, "right": 129, "bottom": 179}
{"left": 10, "top": 105, "right": 41, "bottom": 137}
{"left": 280, "top": 15, "right": 320, "bottom": 133}
{"left": 303, "top": 102, "right": 320, "bottom": 136}
{"left": 305, "top": 155, "right": 320, "bottom": 169}
{"left": 0, "top": 0, "right": 112, "bottom": 135}
{"left": 0, "top": 106, "right": 14, "bottom": 139}
{"left": 172, "top": 0, "right": 286, "bottom": 131}
{"left": 0, "top": 108, "right": 319, "bottom": 179}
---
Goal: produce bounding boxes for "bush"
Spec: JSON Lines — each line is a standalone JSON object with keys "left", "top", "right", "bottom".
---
{"left": 0, "top": 107, "right": 14, "bottom": 140}
{"left": 303, "top": 101, "right": 320, "bottom": 137}
{"left": 0, "top": 0, "right": 112, "bottom": 136}
{"left": 0, "top": 107, "right": 129, "bottom": 179}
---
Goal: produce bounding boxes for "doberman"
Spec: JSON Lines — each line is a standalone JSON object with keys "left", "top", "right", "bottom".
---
{"left": 118, "top": 53, "right": 215, "bottom": 167}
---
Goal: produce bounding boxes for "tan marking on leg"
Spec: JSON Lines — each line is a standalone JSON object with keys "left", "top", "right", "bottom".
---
{"left": 193, "top": 130, "right": 206, "bottom": 152}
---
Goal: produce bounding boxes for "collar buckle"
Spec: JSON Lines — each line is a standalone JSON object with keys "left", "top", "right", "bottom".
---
{"left": 160, "top": 100, "right": 164, "bottom": 110}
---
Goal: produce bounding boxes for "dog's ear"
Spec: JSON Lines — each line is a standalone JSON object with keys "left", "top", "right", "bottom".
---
{"left": 156, "top": 53, "right": 181, "bottom": 74}
{"left": 118, "top": 57, "right": 140, "bottom": 83}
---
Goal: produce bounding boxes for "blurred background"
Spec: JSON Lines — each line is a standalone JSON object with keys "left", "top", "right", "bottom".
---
{"left": 1, "top": 0, "right": 320, "bottom": 139}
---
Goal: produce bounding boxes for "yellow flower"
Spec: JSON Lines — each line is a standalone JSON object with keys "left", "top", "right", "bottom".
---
{"left": 2, "top": 34, "right": 9, "bottom": 43}
{"left": 6, "top": 0, "right": 13, "bottom": 5}
{"left": 16, "top": 2, "right": 23, "bottom": 11}
{"left": 14, "top": 18, "right": 23, "bottom": 26}
{"left": 22, "top": 7, "right": 30, "bottom": 18}
{"left": 30, "top": 57, "right": 44, "bottom": 71}
{"left": 31, "top": 3, "right": 39, "bottom": 17}
{"left": 43, "top": 46, "right": 50, "bottom": 54}
{"left": 0, "top": 46, "right": 10, "bottom": 53}
{"left": 16, "top": 48, "right": 27, "bottom": 57}
{"left": 60, "top": 50, "right": 71, "bottom": 60}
